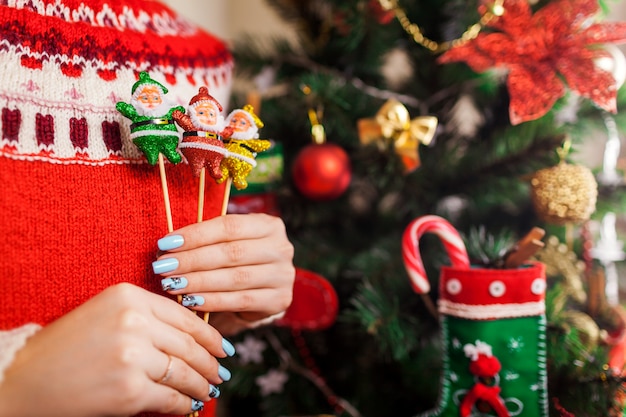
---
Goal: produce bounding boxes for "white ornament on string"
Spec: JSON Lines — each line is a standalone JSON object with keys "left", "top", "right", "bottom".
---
{"left": 380, "top": 47, "right": 414, "bottom": 90}
{"left": 446, "top": 94, "right": 484, "bottom": 138}
{"left": 256, "top": 369, "right": 289, "bottom": 396}
{"left": 234, "top": 335, "right": 267, "bottom": 365}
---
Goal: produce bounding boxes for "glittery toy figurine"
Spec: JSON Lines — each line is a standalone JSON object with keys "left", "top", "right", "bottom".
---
{"left": 173, "top": 88, "right": 231, "bottom": 326}
{"left": 116, "top": 71, "right": 185, "bottom": 232}
{"left": 219, "top": 105, "right": 271, "bottom": 190}
{"left": 115, "top": 71, "right": 184, "bottom": 166}
{"left": 174, "top": 87, "right": 231, "bottom": 231}
{"left": 174, "top": 87, "right": 228, "bottom": 181}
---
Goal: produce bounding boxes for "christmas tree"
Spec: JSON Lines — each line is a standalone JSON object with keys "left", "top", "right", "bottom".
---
{"left": 218, "top": 0, "right": 626, "bottom": 416}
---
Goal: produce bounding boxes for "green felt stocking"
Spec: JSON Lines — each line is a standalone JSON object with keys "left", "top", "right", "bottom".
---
{"left": 421, "top": 262, "right": 548, "bottom": 417}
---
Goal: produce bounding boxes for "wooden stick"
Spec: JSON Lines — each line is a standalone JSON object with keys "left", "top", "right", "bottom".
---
{"left": 158, "top": 153, "right": 174, "bottom": 233}
{"left": 158, "top": 153, "right": 180, "bottom": 303}
{"left": 197, "top": 167, "right": 206, "bottom": 224}
{"left": 200, "top": 177, "right": 232, "bottom": 324}
{"left": 220, "top": 177, "right": 232, "bottom": 216}
{"left": 504, "top": 227, "right": 546, "bottom": 269}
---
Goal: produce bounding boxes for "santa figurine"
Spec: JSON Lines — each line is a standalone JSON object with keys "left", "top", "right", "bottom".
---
{"left": 219, "top": 104, "right": 271, "bottom": 190}
{"left": 116, "top": 71, "right": 184, "bottom": 165}
{"left": 174, "top": 86, "right": 229, "bottom": 180}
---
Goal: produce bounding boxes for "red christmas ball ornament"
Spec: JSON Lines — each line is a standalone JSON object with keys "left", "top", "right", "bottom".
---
{"left": 292, "top": 142, "right": 351, "bottom": 200}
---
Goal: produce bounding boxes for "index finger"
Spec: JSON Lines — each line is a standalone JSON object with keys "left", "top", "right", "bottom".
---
{"left": 158, "top": 213, "right": 287, "bottom": 252}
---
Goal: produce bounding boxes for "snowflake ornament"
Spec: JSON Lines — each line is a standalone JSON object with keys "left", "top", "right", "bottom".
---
{"left": 452, "top": 338, "right": 462, "bottom": 349}
{"left": 507, "top": 336, "right": 525, "bottom": 352}
{"left": 256, "top": 369, "right": 289, "bottom": 396}
{"left": 235, "top": 335, "right": 267, "bottom": 365}
{"left": 438, "top": 0, "right": 626, "bottom": 125}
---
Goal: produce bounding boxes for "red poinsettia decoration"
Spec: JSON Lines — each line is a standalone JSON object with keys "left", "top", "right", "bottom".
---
{"left": 438, "top": 0, "right": 626, "bottom": 125}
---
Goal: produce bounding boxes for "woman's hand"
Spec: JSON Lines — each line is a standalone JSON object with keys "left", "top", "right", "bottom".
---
{"left": 0, "top": 283, "right": 234, "bottom": 417}
{"left": 153, "top": 213, "right": 295, "bottom": 333}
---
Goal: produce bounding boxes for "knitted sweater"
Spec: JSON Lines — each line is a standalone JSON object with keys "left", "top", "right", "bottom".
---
{"left": 0, "top": 1, "right": 233, "bottom": 416}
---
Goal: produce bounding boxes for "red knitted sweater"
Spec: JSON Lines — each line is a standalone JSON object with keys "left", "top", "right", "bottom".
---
{"left": 0, "top": 1, "right": 233, "bottom": 415}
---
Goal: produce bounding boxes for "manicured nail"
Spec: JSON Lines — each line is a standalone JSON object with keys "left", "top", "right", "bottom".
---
{"left": 152, "top": 258, "right": 179, "bottom": 274}
{"left": 158, "top": 234, "right": 184, "bottom": 251}
{"left": 191, "top": 399, "right": 204, "bottom": 412}
{"left": 222, "top": 338, "right": 236, "bottom": 357}
{"left": 161, "top": 277, "right": 188, "bottom": 291}
{"left": 182, "top": 294, "right": 205, "bottom": 307}
{"left": 218, "top": 364, "right": 231, "bottom": 382}
{"left": 209, "top": 384, "right": 221, "bottom": 399}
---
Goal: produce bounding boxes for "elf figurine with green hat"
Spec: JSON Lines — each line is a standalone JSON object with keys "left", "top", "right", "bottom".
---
{"left": 116, "top": 71, "right": 185, "bottom": 165}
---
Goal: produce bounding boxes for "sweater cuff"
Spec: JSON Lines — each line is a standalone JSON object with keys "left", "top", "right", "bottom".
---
{"left": 0, "top": 324, "right": 41, "bottom": 384}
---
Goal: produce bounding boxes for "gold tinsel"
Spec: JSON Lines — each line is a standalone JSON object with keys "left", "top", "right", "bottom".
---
{"left": 533, "top": 235, "right": 587, "bottom": 305}
{"left": 533, "top": 236, "right": 603, "bottom": 354}
{"left": 530, "top": 162, "right": 597, "bottom": 225}
{"left": 533, "top": 236, "right": 626, "bottom": 355}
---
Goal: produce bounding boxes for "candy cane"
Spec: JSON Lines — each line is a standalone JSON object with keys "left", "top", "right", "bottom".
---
{"left": 402, "top": 215, "right": 470, "bottom": 294}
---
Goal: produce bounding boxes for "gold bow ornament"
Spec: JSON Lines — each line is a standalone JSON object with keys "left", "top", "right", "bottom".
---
{"left": 357, "top": 99, "right": 437, "bottom": 173}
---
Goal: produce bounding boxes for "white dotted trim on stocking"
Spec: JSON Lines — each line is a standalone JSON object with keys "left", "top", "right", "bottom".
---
{"left": 531, "top": 278, "right": 546, "bottom": 295}
{"left": 489, "top": 280, "right": 506, "bottom": 297}
{"left": 446, "top": 278, "right": 462, "bottom": 295}
{"left": 439, "top": 299, "right": 545, "bottom": 319}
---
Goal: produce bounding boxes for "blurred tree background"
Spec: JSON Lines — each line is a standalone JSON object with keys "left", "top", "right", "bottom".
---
{"left": 216, "top": 1, "right": 626, "bottom": 416}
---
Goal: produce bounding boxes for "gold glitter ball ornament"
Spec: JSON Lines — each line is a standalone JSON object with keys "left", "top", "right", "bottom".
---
{"left": 530, "top": 162, "right": 597, "bottom": 225}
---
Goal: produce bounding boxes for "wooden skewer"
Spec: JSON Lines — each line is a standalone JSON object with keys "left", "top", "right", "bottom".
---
{"left": 199, "top": 176, "right": 232, "bottom": 324}
{"left": 504, "top": 227, "right": 546, "bottom": 269}
{"left": 197, "top": 167, "right": 206, "bottom": 224}
{"left": 220, "top": 177, "right": 232, "bottom": 216}
{"left": 182, "top": 175, "right": 231, "bottom": 417}
{"left": 157, "top": 153, "right": 182, "bottom": 303}
{"left": 186, "top": 170, "right": 209, "bottom": 417}
{"left": 158, "top": 153, "right": 174, "bottom": 233}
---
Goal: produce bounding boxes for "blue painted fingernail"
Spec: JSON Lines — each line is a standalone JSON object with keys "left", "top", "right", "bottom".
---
{"left": 222, "top": 338, "right": 236, "bottom": 357}
{"left": 158, "top": 234, "right": 184, "bottom": 251}
{"left": 161, "top": 277, "right": 188, "bottom": 291}
{"left": 191, "top": 399, "right": 204, "bottom": 411}
{"left": 218, "top": 364, "right": 231, "bottom": 382}
{"left": 209, "top": 384, "right": 221, "bottom": 398}
{"left": 182, "top": 294, "right": 205, "bottom": 307}
{"left": 152, "top": 258, "right": 179, "bottom": 274}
